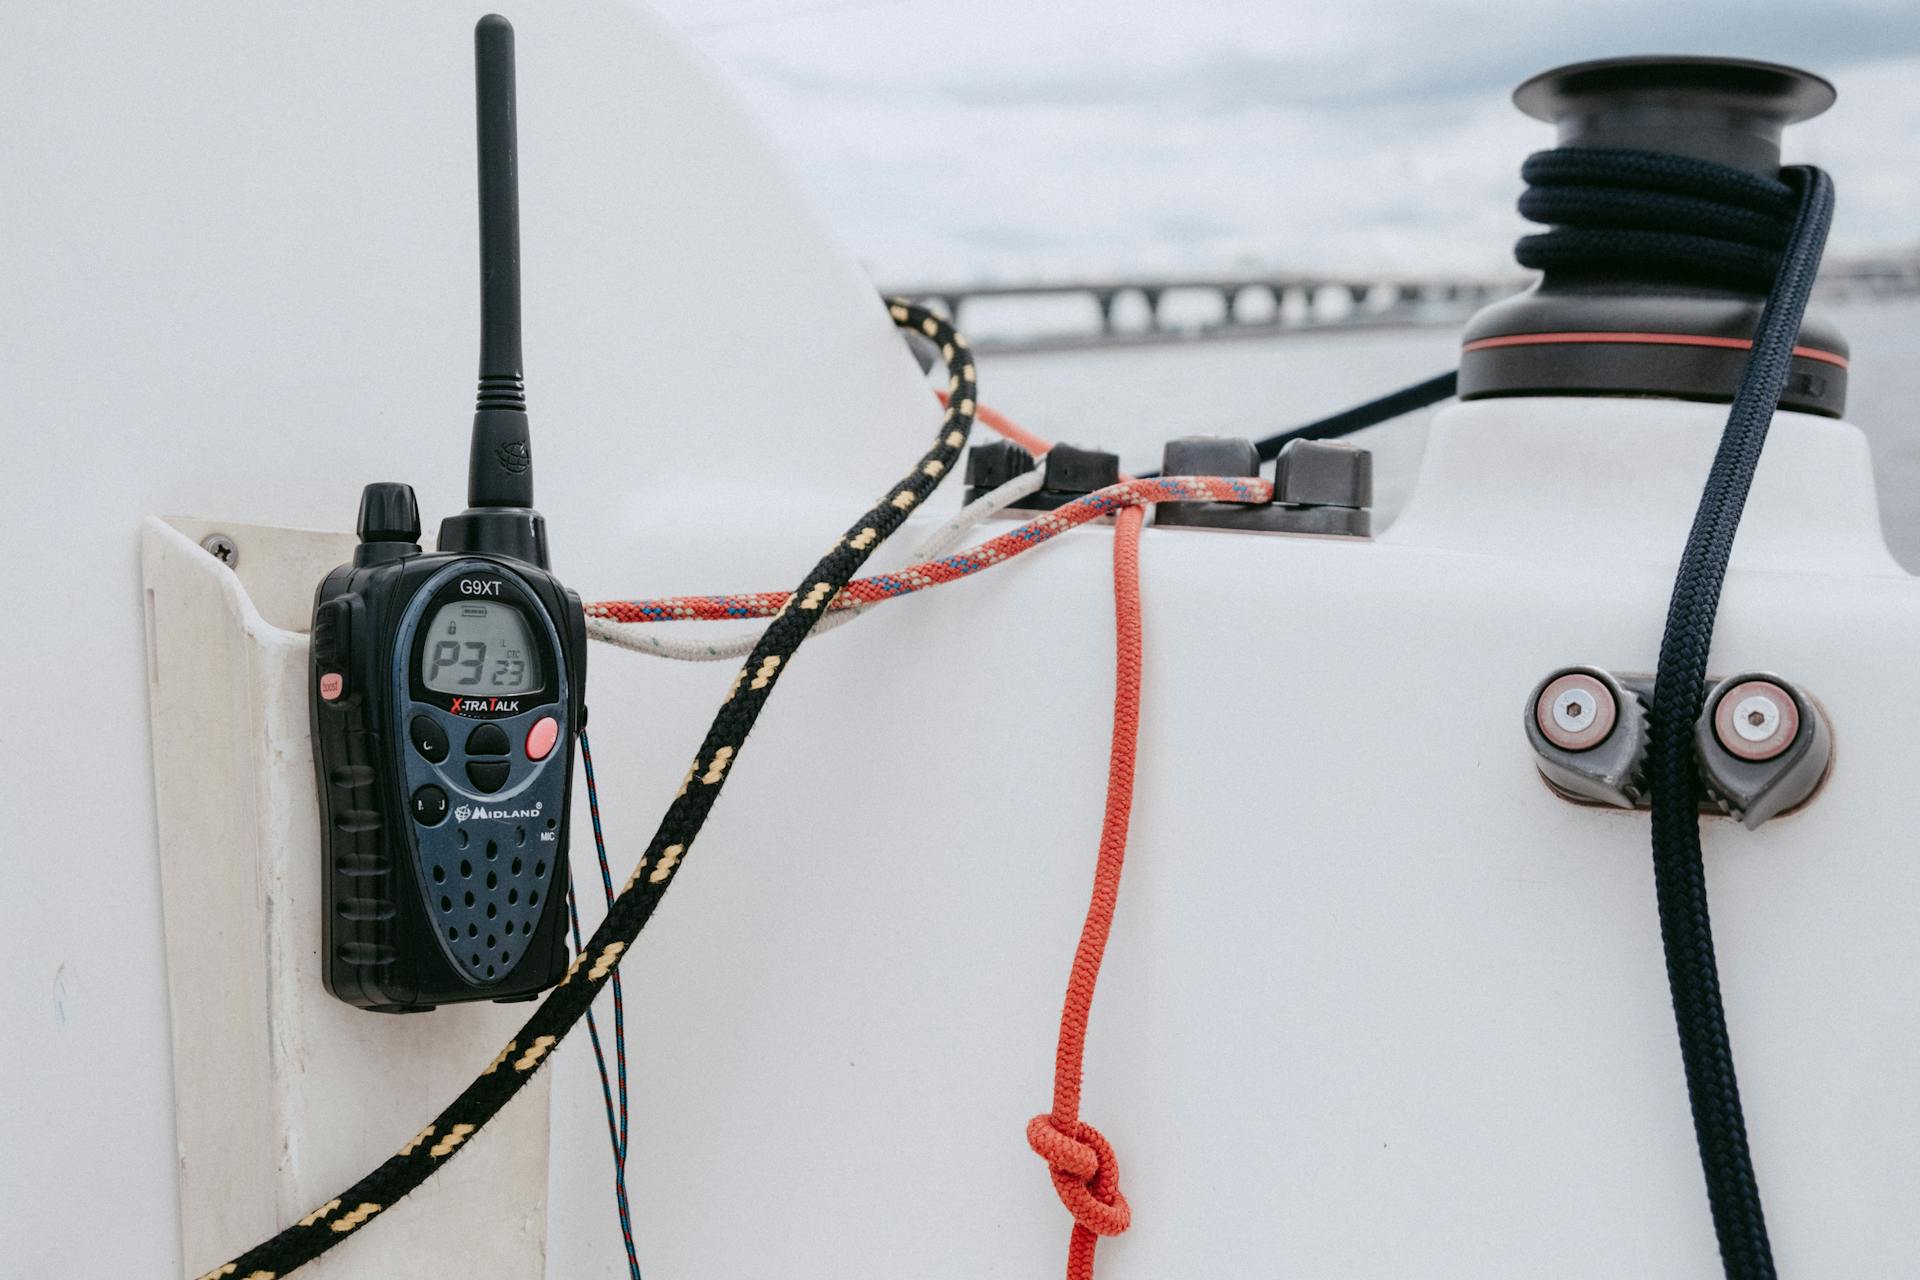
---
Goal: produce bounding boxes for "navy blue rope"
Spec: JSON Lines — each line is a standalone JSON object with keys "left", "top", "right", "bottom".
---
{"left": 1519, "top": 146, "right": 1834, "bottom": 1278}
{"left": 1641, "top": 163, "right": 1830, "bottom": 1280}
{"left": 1516, "top": 147, "right": 1798, "bottom": 291}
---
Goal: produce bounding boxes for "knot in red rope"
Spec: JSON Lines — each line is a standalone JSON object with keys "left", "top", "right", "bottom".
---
{"left": 1026, "top": 1114, "right": 1131, "bottom": 1238}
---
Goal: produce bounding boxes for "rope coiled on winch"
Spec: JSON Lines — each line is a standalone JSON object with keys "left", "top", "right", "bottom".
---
{"left": 193, "top": 299, "right": 979, "bottom": 1280}
{"left": 1516, "top": 147, "right": 1800, "bottom": 291}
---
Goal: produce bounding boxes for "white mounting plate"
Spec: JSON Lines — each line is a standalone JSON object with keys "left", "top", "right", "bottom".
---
{"left": 140, "top": 514, "right": 549, "bottom": 1278}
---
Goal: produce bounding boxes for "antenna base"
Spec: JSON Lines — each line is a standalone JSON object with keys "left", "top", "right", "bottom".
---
{"left": 438, "top": 506, "right": 549, "bottom": 568}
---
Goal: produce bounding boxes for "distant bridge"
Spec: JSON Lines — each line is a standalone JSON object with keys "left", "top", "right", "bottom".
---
{"left": 882, "top": 274, "right": 1522, "bottom": 353}
{"left": 883, "top": 254, "right": 1920, "bottom": 354}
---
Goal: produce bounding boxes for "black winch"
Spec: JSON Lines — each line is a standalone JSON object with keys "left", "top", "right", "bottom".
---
{"left": 1460, "top": 55, "right": 1848, "bottom": 417}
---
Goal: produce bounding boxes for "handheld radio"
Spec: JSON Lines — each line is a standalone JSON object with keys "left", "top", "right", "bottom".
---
{"left": 311, "top": 15, "right": 586, "bottom": 1012}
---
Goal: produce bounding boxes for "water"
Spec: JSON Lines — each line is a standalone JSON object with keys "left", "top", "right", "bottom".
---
{"left": 972, "top": 297, "right": 1920, "bottom": 569}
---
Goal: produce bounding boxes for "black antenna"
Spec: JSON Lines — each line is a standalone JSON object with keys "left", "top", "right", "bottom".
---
{"left": 441, "top": 13, "right": 548, "bottom": 567}
{"left": 468, "top": 13, "right": 532, "bottom": 509}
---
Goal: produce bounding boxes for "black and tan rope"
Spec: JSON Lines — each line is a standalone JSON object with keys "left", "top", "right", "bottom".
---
{"left": 193, "top": 299, "right": 975, "bottom": 1280}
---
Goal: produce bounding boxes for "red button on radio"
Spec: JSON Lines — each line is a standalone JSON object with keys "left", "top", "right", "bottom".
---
{"left": 319, "top": 672, "right": 345, "bottom": 701}
{"left": 525, "top": 715, "right": 559, "bottom": 761}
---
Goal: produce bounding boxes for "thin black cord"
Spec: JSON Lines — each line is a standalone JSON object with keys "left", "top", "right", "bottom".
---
{"left": 565, "top": 733, "right": 641, "bottom": 1279}
{"left": 563, "top": 889, "right": 640, "bottom": 1275}
{"left": 1251, "top": 370, "right": 1457, "bottom": 461}
{"left": 1135, "top": 370, "right": 1458, "bottom": 479}
{"left": 583, "top": 737, "right": 636, "bottom": 1258}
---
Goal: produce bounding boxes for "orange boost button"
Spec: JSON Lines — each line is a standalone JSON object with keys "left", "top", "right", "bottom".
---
{"left": 525, "top": 715, "right": 559, "bottom": 761}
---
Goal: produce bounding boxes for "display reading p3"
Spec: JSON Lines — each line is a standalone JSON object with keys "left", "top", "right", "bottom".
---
{"left": 423, "top": 598, "right": 544, "bottom": 694}
{"left": 309, "top": 15, "right": 588, "bottom": 1012}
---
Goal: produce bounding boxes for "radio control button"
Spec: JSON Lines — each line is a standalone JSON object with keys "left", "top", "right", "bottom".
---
{"left": 410, "top": 715, "right": 450, "bottom": 762}
{"left": 466, "top": 760, "right": 511, "bottom": 793}
{"left": 319, "top": 672, "right": 345, "bottom": 701}
{"left": 312, "top": 598, "right": 349, "bottom": 666}
{"left": 525, "top": 716, "right": 559, "bottom": 761}
{"left": 411, "top": 785, "right": 449, "bottom": 826}
{"left": 330, "top": 764, "right": 375, "bottom": 789}
{"left": 466, "top": 722, "right": 510, "bottom": 756}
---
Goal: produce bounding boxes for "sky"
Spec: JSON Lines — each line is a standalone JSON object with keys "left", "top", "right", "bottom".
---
{"left": 652, "top": 0, "right": 1920, "bottom": 286}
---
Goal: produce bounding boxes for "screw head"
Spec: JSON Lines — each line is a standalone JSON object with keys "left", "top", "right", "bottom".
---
{"left": 200, "top": 532, "right": 238, "bottom": 566}
{"left": 1713, "top": 679, "right": 1799, "bottom": 761}
{"left": 1536, "top": 671, "right": 1618, "bottom": 751}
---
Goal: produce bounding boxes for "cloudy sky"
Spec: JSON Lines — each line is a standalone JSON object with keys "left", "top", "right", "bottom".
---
{"left": 651, "top": 0, "right": 1920, "bottom": 285}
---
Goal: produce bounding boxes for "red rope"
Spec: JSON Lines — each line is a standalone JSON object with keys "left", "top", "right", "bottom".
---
{"left": 586, "top": 475, "right": 1266, "bottom": 625}
{"left": 1026, "top": 501, "right": 1144, "bottom": 1279}
{"left": 591, "top": 398, "right": 1160, "bottom": 1277}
